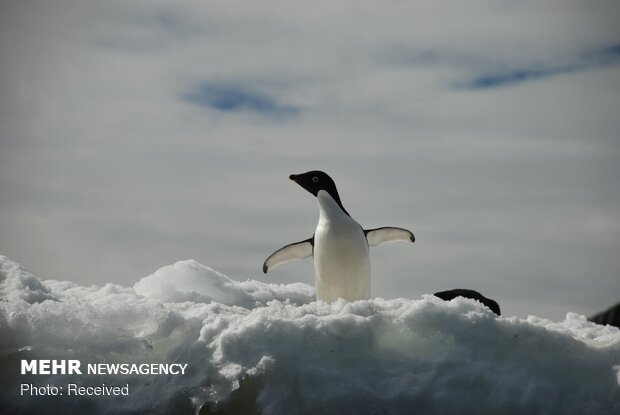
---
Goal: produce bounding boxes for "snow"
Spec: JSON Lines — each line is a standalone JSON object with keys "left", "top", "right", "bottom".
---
{"left": 1, "top": 254, "right": 619, "bottom": 414}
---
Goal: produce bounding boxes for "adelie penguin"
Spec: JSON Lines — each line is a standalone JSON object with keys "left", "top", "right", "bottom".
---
{"left": 263, "top": 170, "right": 415, "bottom": 303}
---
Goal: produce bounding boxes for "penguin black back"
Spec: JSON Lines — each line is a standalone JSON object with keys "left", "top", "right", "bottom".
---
{"left": 434, "top": 289, "right": 501, "bottom": 316}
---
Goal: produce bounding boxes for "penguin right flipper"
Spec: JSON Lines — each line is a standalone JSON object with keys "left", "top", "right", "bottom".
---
{"left": 365, "top": 227, "right": 415, "bottom": 246}
{"left": 263, "top": 237, "right": 314, "bottom": 273}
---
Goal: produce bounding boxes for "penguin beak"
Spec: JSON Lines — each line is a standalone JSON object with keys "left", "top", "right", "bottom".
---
{"left": 289, "top": 173, "right": 315, "bottom": 197}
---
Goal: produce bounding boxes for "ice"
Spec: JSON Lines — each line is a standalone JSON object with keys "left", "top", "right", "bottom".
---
{"left": 1, "top": 255, "right": 619, "bottom": 414}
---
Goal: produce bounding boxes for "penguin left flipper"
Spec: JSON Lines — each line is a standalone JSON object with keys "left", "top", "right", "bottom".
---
{"left": 364, "top": 227, "right": 415, "bottom": 246}
{"left": 263, "top": 237, "right": 314, "bottom": 273}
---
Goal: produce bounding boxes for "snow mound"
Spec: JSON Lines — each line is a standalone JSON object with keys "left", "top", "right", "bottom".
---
{"left": 134, "top": 259, "right": 314, "bottom": 308}
{"left": 1, "top": 255, "right": 619, "bottom": 414}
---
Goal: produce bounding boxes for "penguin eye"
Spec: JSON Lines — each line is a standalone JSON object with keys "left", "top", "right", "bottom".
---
{"left": 312, "top": 176, "right": 319, "bottom": 183}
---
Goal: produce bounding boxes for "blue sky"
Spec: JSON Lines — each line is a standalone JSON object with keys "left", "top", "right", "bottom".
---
{"left": 1, "top": 0, "right": 619, "bottom": 320}
{"left": 464, "top": 43, "right": 620, "bottom": 89}
{"left": 182, "top": 83, "right": 298, "bottom": 117}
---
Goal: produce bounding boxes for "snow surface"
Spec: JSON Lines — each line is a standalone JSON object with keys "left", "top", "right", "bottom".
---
{"left": 1, "top": 255, "right": 619, "bottom": 414}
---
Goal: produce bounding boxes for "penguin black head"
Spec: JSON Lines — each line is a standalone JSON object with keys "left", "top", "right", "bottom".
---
{"left": 289, "top": 171, "right": 337, "bottom": 197}
{"left": 289, "top": 170, "right": 349, "bottom": 215}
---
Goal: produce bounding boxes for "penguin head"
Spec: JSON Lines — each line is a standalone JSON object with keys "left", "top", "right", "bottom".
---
{"left": 289, "top": 171, "right": 337, "bottom": 197}
{"left": 289, "top": 170, "right": 349, "bottom": 214}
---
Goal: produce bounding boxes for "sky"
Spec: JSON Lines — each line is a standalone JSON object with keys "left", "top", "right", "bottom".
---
{"left": 1, "top": 0, "right": 619, "bottom": 320}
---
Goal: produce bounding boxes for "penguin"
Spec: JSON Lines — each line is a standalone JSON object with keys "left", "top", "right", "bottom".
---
{"left": 263, "top": 170, "right": 415, "bottom": 303}
{"left": 433, "top": 289, "right": 501, "bottom": 316}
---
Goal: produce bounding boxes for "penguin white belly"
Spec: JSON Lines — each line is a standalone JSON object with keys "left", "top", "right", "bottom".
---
{"left": 314, "top": 191, "right": 370, "bottom": 302}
